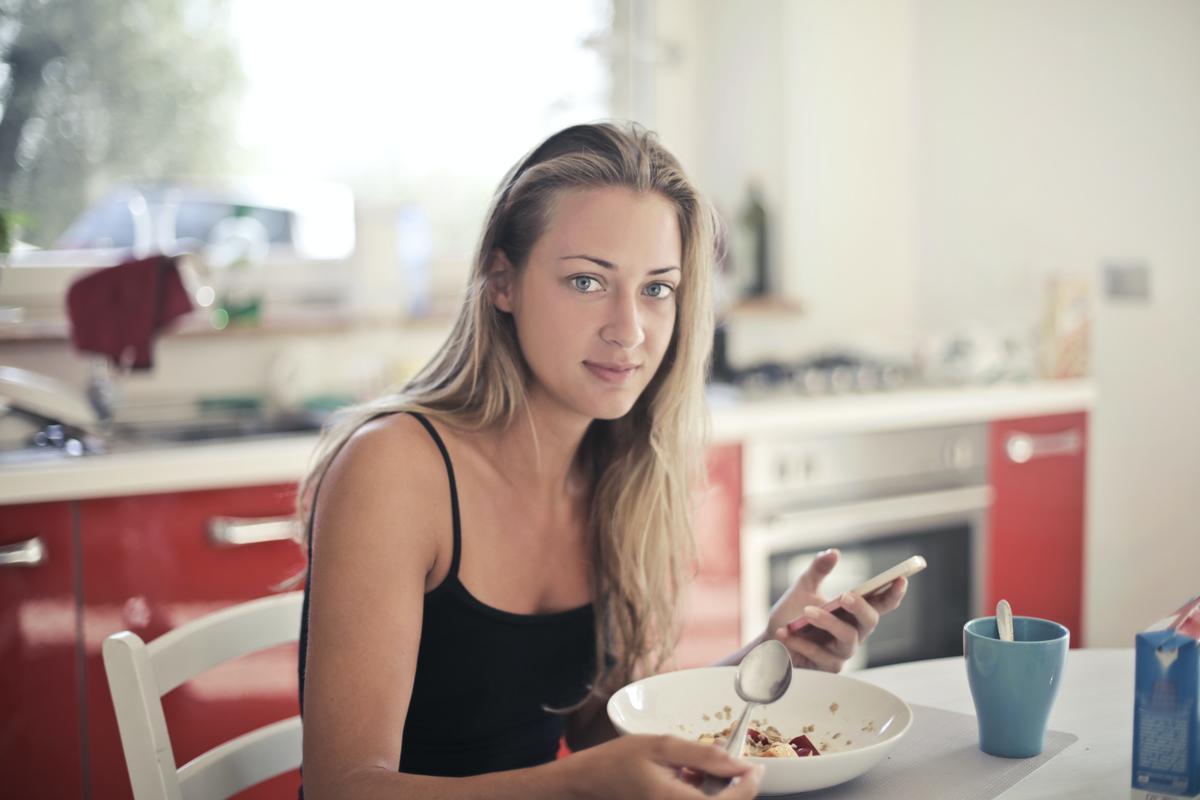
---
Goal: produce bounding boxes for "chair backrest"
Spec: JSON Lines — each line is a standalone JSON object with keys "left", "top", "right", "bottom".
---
{"left": 103, "top": 591, "right": 304, "bottom": 800}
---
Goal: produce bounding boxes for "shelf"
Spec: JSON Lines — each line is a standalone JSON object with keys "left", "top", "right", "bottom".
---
{"left": 0, "top": 305, "right": 456, "bottom": 343}
{"left": 723, "top": 295, "right": 805, "bottom": 317}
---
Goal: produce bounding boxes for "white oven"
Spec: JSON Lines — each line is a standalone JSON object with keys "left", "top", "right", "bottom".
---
{"left": 739, "top": 423, "right": 992, "bottom": 670}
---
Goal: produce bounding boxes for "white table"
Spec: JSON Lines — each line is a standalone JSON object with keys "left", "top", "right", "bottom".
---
{"left": 851, "top": 647, "right": 1134, "bottom": 799}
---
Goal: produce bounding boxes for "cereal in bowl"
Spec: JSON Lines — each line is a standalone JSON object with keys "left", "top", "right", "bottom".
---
{"left": 698, "top": 724, "right": 821, "bottom": 758}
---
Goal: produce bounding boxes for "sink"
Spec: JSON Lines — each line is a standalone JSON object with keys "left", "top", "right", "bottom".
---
{"left": 0, "top": 411, "right": 326, "bottom": 466}
{"left": 109, "top": 413, "right": 325, "bottom": 444}
{"left": 0, "top": 446, "right": 83, "bottom": 467}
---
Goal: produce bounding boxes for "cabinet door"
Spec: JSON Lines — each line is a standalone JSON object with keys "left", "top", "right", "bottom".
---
{"left": 0, "top": 501, "right": 82, "bottom": 799}
{"left": 81, "top": 483, "right": 306, "bottom": 800}
{"left": 987, "top": 413, "right": 1087, "bottom": 645}
{"left": 675, "top": 443, "right": 743, "bottom": 669}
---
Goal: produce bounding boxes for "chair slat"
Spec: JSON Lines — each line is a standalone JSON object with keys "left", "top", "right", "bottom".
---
{"left": 148, "top": 593, "right": 303, "bottom": 695}
{"left": 178, "top": 716, "right": 302, "bottom": 800}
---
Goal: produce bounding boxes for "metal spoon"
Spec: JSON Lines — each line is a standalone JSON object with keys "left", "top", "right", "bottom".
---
{"left": 996, "top": 598, "right": 1015, "bottom": 642}
{"left": 699, "top": 639, "right": 794, "bottom": 796}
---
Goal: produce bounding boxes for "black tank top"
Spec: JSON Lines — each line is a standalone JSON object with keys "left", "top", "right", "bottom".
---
{"left": 298, "top": 411, "right": 597, "bottom": 779}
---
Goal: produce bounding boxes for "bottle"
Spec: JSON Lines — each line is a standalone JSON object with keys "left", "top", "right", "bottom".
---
{"left": 739, "top": 180, "right": 770, "bottom": 297}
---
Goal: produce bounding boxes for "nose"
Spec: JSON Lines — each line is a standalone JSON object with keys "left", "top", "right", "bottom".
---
{"left": 600, "top": 289, "right": 645, "bottom": 349}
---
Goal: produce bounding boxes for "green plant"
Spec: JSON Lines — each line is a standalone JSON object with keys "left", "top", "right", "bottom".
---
{"left": 0, "top": 209, "right": 27, "bottom": 255}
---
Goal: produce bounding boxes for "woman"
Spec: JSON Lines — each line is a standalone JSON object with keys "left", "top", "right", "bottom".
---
{"left": 297, "top": 122, "right": 907, "bottom": 799}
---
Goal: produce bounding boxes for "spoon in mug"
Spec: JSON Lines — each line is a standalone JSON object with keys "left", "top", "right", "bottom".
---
{"left": 698, "top": 639, "right": 793, "bottom": 796}
{"left": 996, "top": 599, "right": 1015, "bottom": 642}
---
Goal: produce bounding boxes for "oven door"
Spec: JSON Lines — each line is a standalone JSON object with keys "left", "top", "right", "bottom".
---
{"left": 740, "top": 485, "right": 992, "bottom": 669}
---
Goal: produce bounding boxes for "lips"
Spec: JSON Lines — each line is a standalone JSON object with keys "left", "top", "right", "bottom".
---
{"left": 584, "top": 360, "right": 641, "bottom": 384}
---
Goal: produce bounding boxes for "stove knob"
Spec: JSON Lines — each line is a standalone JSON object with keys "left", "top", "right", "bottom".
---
{"left": 942, "top": 436, "right": 975, "bottom": 469}
{"left": 776, "top": 458, "right": 790, "bottom": 481}
{"left": 830, "top": 366, "right": 855, "bottom": 393}
{"left": 801, "top": 368, "right": 826, "bottom": 395}
{"left": 880, "top": 365, "right": 906, "bottom": 390}
{"left": 776, "top": 453, "right": 817, "bottom": 484}
{"left": 856, "top": 366, "right": 880, "bottom": 392}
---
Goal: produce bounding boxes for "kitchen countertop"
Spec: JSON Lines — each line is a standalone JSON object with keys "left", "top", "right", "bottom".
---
{"left": 708, "top": 378, "right": 1095, "bottom": 441}
{"left": 0, "top": 433, "right": 320, "bottom": 505}
{"left": 0, "top": 379, "right": 1094, "bottom": 506}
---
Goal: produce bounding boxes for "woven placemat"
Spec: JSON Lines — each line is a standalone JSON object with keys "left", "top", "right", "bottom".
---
{"left": 765, "top": 704, "right": 1078, "bottom": 799}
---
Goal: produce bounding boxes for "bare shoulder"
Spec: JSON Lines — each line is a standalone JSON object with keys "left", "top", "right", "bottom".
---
{"left": 312, "top": 412, "right": 450, "bottom": 572}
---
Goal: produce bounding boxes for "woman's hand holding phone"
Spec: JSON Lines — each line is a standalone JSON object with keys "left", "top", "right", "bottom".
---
{"left": 761, "top": 550, "right": 917, "bottom": 673}
{"left": 784, "top": 555, "right": 926, "bottom": 635}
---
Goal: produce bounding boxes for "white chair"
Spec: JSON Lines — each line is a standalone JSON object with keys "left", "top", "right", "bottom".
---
{"left": 103, "top": 591, "right": 305, "bottom": 800}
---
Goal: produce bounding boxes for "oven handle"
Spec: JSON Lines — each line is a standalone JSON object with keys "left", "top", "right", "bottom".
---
{"left": 748, "top": 485, "right": 993, "bottom": 550}
{"left": 1005, "top": 428, "right": 1083, "bottom": 464}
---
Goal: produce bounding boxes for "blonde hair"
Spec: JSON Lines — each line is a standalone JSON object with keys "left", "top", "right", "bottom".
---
{"left": 299, "top": 121, "right": 717, "bottom": 701}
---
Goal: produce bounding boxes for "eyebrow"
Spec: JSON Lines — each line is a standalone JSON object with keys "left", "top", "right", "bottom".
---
{"left": 559, "top": 254, "right": 681, "bottom": 275}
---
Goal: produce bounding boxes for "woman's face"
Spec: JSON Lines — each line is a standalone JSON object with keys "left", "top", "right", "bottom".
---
{"left": 493, "top": 186, "right": 682, "bottom": 422}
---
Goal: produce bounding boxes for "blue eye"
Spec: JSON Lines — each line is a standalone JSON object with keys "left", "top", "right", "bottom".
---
{"left": 570, "top": 275, "right": 602, "bottom": 293}
{"left": 645, "top": 282, "right": 675, "bottom": 299}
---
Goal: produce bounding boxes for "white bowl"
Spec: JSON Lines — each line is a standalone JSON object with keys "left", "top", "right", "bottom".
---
{"left": 607, "top": 667, "right": 913, "bottom": 795}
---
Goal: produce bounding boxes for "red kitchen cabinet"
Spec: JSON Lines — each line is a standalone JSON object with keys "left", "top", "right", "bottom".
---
{"left": 81, "top": 483, "right": 307, "bottom": 800}
{"left": 987, "top": 412, "right": 1087, "bottom": 646}
{"left": 675, "top": 443, "right": 743, "bottom": 669}
{"left": 0, "top": 500, "right": 83, "bottom": 799}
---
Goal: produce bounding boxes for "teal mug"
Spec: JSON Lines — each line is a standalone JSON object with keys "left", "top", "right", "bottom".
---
{"left": 963, "top": 616, "right": 1069, "bottom": 758}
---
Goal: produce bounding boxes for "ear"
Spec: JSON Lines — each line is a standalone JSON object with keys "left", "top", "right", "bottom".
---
{"left": 487, "top": 249, "right": 517, "bottom": 313}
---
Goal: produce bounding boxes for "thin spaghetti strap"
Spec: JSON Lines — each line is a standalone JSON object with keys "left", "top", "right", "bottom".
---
{"left": 407, "top": 411, "right": 462, "bottom": 579}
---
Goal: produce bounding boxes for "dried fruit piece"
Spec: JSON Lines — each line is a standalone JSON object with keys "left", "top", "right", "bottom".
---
{"left": 789, "top": 734, "right": 821, "bottom": 757}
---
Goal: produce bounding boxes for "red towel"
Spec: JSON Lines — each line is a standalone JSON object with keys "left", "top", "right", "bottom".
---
{"left": 66, "top": 254, "right": 194, "bottom": 370}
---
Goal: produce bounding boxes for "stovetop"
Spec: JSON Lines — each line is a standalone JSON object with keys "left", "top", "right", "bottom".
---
{"left": 712, "top": 352, "right": 920, "bottom": 399}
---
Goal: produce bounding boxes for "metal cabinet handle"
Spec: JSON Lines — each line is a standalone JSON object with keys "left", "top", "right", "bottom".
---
{"left": 1005, "top": 429, "right": 1083, "bottom": 464}
{"left": 208, "top": 516, "right": 300, "bottom": 547}
{"left": 0, "top": 537, "right": 47, "bottom": 567}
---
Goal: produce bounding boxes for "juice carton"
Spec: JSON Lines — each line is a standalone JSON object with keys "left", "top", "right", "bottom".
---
{"left": 1133, "top": 595, "right": 1200, "bottom": 799}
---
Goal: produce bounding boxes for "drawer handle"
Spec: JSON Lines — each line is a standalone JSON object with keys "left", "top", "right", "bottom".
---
{"left": 208, "top": 516, "right": 300, "bottom": 547}
{"left": 1005, "top": 429, "right": 1083, "bottom": 464}
{"left": 0, "top": 536, "right": 47, "bottom": 567}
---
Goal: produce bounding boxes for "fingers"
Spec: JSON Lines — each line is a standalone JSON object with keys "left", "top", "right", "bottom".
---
{"left": 772, "top": 626, "right": 844, "bottom": 672}
{"left": 713, "top": 764, "right": 764, "bottom": 798}
{"left": 674, "top": 764, "right": 764, "bottom": 800}
{"left": 840, "top": 592, "right": 881, "bottom": 639}
{"left": 867, "top": 576, "right": 908, "bottom": 614}
{"left": 651, "top": 735, "right": 753, "bottom": 778}
{"left": 798, "top": 548, "right": 839, "bottom": 593}
{"left": 677, "top": 766, "right": 703, "bottom": 787}
{"left": 795, "top": 602, "right": 860, "bottom": 657}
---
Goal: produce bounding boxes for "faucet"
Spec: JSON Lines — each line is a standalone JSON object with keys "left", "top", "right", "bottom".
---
{"left": 0, "top": 365, "right": 108, "bottom": 455}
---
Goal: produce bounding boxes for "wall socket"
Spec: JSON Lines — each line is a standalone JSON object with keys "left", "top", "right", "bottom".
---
{"left": 1102, "top": 260, "right": 1152, "bottom": 302}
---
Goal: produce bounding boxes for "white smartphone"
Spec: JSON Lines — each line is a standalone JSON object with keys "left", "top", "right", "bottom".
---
{"left": 784, "top": 555, "right": 927, "bottom": 634}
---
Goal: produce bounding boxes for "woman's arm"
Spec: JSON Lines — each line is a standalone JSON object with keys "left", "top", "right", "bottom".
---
{"left": 299, "top": 414, "right": 442, "bottom": 798}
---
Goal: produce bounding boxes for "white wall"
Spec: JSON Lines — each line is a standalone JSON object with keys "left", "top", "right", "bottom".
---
{"left": 906, "top": 0, "right": 1200, "bottom": 644}
{"left": 779, "top": 0, "right": 919, "bottom": 353}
